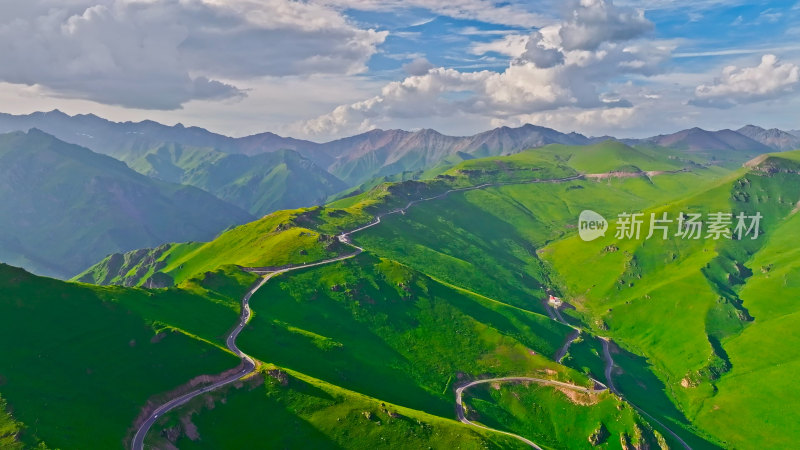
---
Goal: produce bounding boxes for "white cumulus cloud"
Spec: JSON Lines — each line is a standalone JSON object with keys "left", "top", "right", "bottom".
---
{"left": 691, "top": 54, "right": 800, "bottom": 108}
{"left": 297, "top": 0, "right": 665, "bottom": 138}
{"left": 558, "top": 0, "right": 653, "bottom": 50}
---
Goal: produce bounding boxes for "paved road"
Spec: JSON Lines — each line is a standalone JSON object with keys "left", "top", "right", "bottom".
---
{"left": 132, "top": 259, "right": 363, "bottom": 449}
{"left": 554, "top": 329, "right": 580, "bottom": 363}
{"left": 546, "top": 306, "right": 690, "bottom": 449}
{"left": 130, "top": 174, "right": 585, "bottom": 449}
{"left": 455, "top": 377, "right": 605, "bottom": 448}
{"left": 600, "top": 338, "right": 618, "bottom": 394}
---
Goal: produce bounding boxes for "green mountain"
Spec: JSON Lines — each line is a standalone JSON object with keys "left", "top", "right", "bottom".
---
{"left": 0, "top": 111, "right": 594, "bottom": 187}
{"left": 4, "top": 142, "right": 799, "bottom": 449}
{"left": 126, "top": 144, "right": 347, "bottom": 216}
{"left": 0, "top": 129, "right": 253, "bottom": 278}
{"left": 543, "top": 151, "right": 800, "bottom": 449}
{"left": 0, "top": 263, "right": 248, "bottom": 449}
{"left": 3, "top": 111, "right": 790, "bottom": 199}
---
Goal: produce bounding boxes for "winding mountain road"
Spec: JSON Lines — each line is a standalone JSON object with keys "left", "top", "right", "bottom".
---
{"left": 455, "top": 377, "right": 606, "bottom": 448}
{"left": 132, "top": 256, "right": 366, "bottom": 448}
{"left": 129, "top": 174, "right": 596, "bottom": 449}
{"left": 554, "top": 329, "right": 580, "bottom": 363}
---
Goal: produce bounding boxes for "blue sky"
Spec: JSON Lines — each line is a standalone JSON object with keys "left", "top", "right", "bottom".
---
{"left": 0, "top": 0, "right": 798, "bottom": 139}
{"left": 357, "top": 1, "right": 800, "bottom": 75}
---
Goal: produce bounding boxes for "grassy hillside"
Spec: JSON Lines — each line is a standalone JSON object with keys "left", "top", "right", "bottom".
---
{"left": 693, "top": 180, "right": 800, "bottom": 448}
{"left": 148, "top": 367, "right": 524, "bottom": 449}
{"left": 79, "top": 149, "right": 576, "bottom": 288}
{"left": 238, "top": 254, "right": 578, "bottom": 417}
{"left": 455, "top": 140, "right": 685, "bottom": 175}
{"left": 75, "top": 208, "right": 348, "bottom": 286}
{"left": 141, "top": 253, "right": 621, "bottom": 449}
{"left": 462, "top": 382, "right": 665, "bottom": 449}
{"left": 115, "top": 144, "right": 729, "bottom": 449}
{"left": 0, "top": 129, "right": 252, "bottom": 279}
{"left": 542, "top": 152, "right": 800, "bottom": 448}
{"left": 0, "top": 264, "right": 248, "bottom": 449}
{"left": 29, "top": 142, "right": 800, "bottom": 449}
{"left": 129, "top": 144, "right": 346, "bottom": 216}
{"left": 350, "top": 170, "right": 728, "bottom": 315}
{"left": 78, "top": 141, "right": 706, "bottom": 289}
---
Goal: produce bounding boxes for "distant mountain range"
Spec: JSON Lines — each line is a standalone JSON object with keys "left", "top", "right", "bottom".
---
{"left": 321, "top": 125, "right": 594, "bottom": 183}
{"left": 2, "top": 111, "right": 796, "bottom": 186}
{"left": 624, "top": 126, "right": 771, "bottom": 164}
{"left": 0, "top": 111, "right": 595, "bottom": 185}
{"left": 736, "top": 125, "right": 800, "bottom": 151}
{"left": 0, "top": 129, "right": 252, "bottom": 278}
{"left": 0, "top": 111, "right": 797, "bottom": 278}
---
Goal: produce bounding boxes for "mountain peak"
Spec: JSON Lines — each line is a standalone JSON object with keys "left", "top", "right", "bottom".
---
{"left": 414, "top": 128, "right": 444, "bottom": 136}
{"left": 46, "top": 109, "right": 68, "bottom": 117}
{"left": 25, "top": 127, "right": 55, "bottom": 139}
{"left": 739, "top": 124, "right": 765, "bottom": 132}
{"left": 737, "top": 124, "right": 800, "bottom": 151}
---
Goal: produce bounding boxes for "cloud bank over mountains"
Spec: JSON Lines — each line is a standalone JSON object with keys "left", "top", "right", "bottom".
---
{"left": 0, "top": 0, "right": 798, "bottom": 138}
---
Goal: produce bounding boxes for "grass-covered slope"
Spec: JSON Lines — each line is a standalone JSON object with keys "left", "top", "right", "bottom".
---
{"left": 238, "top": 254, "right": 578, "bottom": 416}
{"left": 0, "top": 264, "right": 253, "bottom": 449}
{"left": 128, "top": 144, "right": 347, "bottom": 216}
{"left": 542, "top": 151, "right": 800, "bottom": 448}
{"left": 692, "top": 165, "right": 800, "bottom": 447}
{"left": 77, "top": 145, "right": 579, "bottom": 287}
{"left": 0, "top": 395, "right": 40, "bottom": 450}
{"left": 121, "top": 143, "right": 725, "bottom": 448}
{"left": 0, "top": 129, "right": 253, "bottom": 279}
{"left": 142, "top": 253, "right": 612, "bottom": 449}
{"left": 78, "top": 140, "right": 703, "bottom": 290}
{"left": 462, "top": 382, "right": 665, "bottom": 450}
{"left": 456, "top": 140, "right": 685, "bottom": 175}
{"left": 350, "top": 172, "right": 727, "bottom": 315}
{"left": 149, "top": 367, "right": 525, "bottom": 449}
{"left": 75, "top": 208, "right": 349, "bottom": 286}
{"left": 70, "top": 140, "right": 790, "bottom": 448}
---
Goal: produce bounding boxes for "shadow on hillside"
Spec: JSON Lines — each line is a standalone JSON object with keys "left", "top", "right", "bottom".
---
{"left": 606, "top": 338, "right": 724, "bottom": 450}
